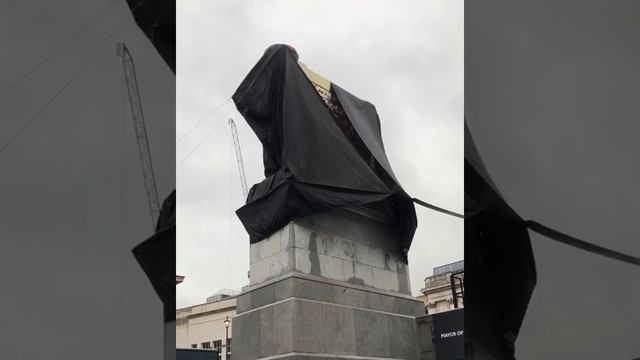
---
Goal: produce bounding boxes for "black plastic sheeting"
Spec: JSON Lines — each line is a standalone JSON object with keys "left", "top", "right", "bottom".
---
{"left": 132, "top": 190, "right": 176, "bottom": 322}
{"left": 232, "top": 44, "right": 417, "bottom": 260}
{"left": 464, "top": 122, "right": 536, "bottom": 359}
{"left": 125, "top": 0, "right": 176, "bottom": 74}
{"left": 125, "top": 0, "right": 176, "bottom": 322}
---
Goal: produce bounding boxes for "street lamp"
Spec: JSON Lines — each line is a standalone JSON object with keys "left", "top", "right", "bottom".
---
{"left": 223, "top": 316, "right": 231, "bottom": 359}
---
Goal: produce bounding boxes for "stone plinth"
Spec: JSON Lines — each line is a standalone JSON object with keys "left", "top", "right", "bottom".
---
{"left": 233, "top": 208, "right": 424, "bottom": 359}
{"left": 249, "top": 208, "right": 412, "bottom": 295}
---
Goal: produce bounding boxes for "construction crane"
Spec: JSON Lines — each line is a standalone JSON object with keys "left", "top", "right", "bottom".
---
{"left": 116, "top": 42, "right": 161, "bottom": 228}
{"left": 228, "top": 117, "right": 249, "bottom": 200}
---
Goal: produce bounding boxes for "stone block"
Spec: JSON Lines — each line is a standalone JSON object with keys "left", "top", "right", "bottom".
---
{"left": 250, "top": 242, "right": 260, "bottom": 263}
{"left": 260, "top": 231, "right": 282, "bottom": 258}
{"left": 251, "top": 282, "right": 275, "bottom": 309}
{"left": 274, "top": 277, "right": 294, "bottom": 302}
{"left": 354, "top": 309, "right": 391, "bottom": 357}
{"left": 293, "top": 277, "right": 334, "bottom": 303}
{"left": 389, "top": 315, "right": 418, "bottom": 359}
{"left": 325, "top": 235, "right": 356, "bottom": 260}
{"left": 320, "top": 303, "right": 357, "bottom": 354}
{"left": 294, "top": 248, "right": 312, "bottom": 274}
{"left": 235, "top": 291, "right": 251, "bottom": 313}
{"left": 372, "top": 266, "right": 399, "bottom": 292}
{"left": 355, "top": 241, "right": 385, "bottom": 269}
{"left": 292, "top": 300, "right": 324, "bottom": 353}
{"left": 281, "top": 225, "right": 293, "bottom": 249}
{"left": 251, "top": 257, "right": 270, "bottom": 284}
{"left": 397, "top": 297, "right": 425, "bottom": 316}
{"left": 292, "top": 223, "right": 311, "bottom": 250}
{"left": 343, "top": 259, "right": 356, "bottom": 282}
{"left": 332, "top": 285, "right": 368, "bottom": 309}
{"left": 260, "top": 300, "right": 293, "bottom": 356}
{"left": 354, "top": 262, "right": 374, "bottom": 287}
{"left": 270, "top": 250, "right": 292, "bottom": 277}
{"left": 366, "top": 291, "right": 396, "bottom": 313}
{"left": 318, "top": 253, "right": 346, "bottom": 281}
{"left": 397, "top": 262, "right": 411, "bottom": 294}
{"left": 232, "top": 308, "right": 261, "bottom": 359}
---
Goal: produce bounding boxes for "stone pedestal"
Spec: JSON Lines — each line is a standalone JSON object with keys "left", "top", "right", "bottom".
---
{"left": 233, "top": 208, "right": 424, "bottom": 359}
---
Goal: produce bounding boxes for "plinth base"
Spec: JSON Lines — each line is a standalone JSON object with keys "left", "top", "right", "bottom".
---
{"left": 233, "top": 273, "right": 423, "bottom": 359}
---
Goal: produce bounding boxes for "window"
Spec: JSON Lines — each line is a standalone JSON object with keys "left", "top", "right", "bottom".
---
{"left": 201, "top": 341, "right": 211, "bottom": 349}
{"left": 213, "top": 340, "right": 222, "bottom": 360}
{"left": 191, "top": 344, "right": 197, "bottom": 348}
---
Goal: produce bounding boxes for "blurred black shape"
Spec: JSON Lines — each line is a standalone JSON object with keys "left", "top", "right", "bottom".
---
{"left": 132, "top": 190, "right": 176, "bottom": 321}
{"left": 124, "top": 0, "right": 176, "bottom": 320}
{"left": 464, "top": 122, "right": 537, "bottom": 359}
{"left": 125, "top": 0, "right": 175, "bottom": 74}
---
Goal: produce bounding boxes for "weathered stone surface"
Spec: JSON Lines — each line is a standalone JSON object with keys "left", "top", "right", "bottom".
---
{"left": 235, "top": 275, "right": 423, "bottom": 359}
{"left": 235, "top": 291, "right": 251, "bottom": 313}
{"left": 332, "top": 285, "right": 369, "bottom": 309}
{"left": 237, "top": 208, "right": 422, "bottom": 359}
{"left": 260, "top": 300, "right": 293, "bottom": 357}
{"left": 251, "top": 282, "right": 275, "bottom": 309}
{"left": 274, "top": 276, "right": 294, "bottom": 302}
{"left": 249, "top": 209, "right": 412, "bottom": 295}
{"left": 389, "top": 315, "right": 419, "bottom": 359}
{"left": 292, "top": 276, "right": 334, "bottom": 303}
{"left": 292, "top": 300, "right": 324, "bottom": 353}
{"left": 354, "top": 309, "right": 391, "bottom": 357}
{"left": 366, "top": 290, "right": 396, "bottom": 313}
{"left": 397, "top": 297, "right": 425, "bottom": 316}
{"left": 231, "top": 307, "right": 261, "bottom": 359}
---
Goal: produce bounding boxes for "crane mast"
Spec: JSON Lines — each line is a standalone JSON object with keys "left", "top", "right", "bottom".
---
{"left": 228, "top": 118, "right": 248, "bottom": 200}
{"left": 116, "top": 42, "right": 161, "bottom": 227}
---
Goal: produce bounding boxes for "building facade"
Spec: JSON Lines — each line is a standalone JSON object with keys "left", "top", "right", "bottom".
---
{"left": 176, "top": 291, "right": 237, "bottom": 360}
{"left": 420, "top": 260, "right": 464, "bottom": 314}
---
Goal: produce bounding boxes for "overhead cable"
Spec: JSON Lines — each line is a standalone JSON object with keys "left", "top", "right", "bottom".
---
{"left": 177, "top": 98, "right": 231, "bottom": 143}
{"left": 0, "top": 18, "right": 129, "bottom": 155}
{"left": 177, "top": 113, "right": 227, "bottom": 166}
{"left": 0, "top": 0, "right": 123, "bottom": 102}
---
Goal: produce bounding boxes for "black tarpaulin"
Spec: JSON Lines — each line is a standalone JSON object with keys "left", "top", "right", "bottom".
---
{"left": 464, "top": 122, "right": 537, "bottom": 359}
{"left": 132, "top": 190, "right": 176, "bottom": 322}
{"left": 232, "top": 44, "right": 417, "bottom": 259}
{"left": 125, "top": 0, "right": 176, "bottom": 74}
{"left": 125, "top": 0, "right": 176, "bottom": 322}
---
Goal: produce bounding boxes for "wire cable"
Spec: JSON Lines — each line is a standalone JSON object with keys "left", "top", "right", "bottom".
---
{"left": 0, "top": 11, "right": 131, "bottom": 156}
{"left": 177, "top": 113, "right": 227, "bottom": 166}
{"left": 177, "top": 98, "right": 231, "bottom": 143}
{"left": 0, "top": 0, "right": 123, "bottom": 102}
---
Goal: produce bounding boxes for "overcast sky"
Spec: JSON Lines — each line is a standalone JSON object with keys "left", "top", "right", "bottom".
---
{"left": 1, "top": 1, "right": 174, "bottom": 358}
{"left": 177, "top": 0, "right": 463, "bottom": 308}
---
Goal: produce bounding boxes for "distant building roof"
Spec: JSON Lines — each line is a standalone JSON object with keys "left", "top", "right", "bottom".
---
{"left": 433, "top": 260, "right": 464, "bottom": 276}
{"left": 206, "top": 288, "right": 240, "bottom": 303}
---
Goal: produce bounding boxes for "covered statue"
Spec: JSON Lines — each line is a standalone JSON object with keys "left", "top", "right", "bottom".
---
{"left": 232, "top": 44, "right": 417, "bottom": 260}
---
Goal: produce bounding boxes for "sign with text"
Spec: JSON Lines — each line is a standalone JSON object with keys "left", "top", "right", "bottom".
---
{"left": 433, "top": 308, "right": 464, "bottom": 360}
